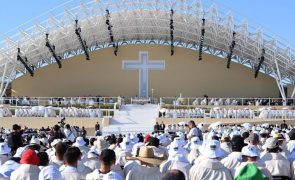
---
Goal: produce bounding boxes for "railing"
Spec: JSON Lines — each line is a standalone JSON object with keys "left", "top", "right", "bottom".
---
{"left": 159, "top": 97, "right": 295, "bottom": 107}
{"left": 1, "top": 106, "right": 115, "bottom": 118}
{"left": 0, "top": 96, "right": 122, "bottom": 109}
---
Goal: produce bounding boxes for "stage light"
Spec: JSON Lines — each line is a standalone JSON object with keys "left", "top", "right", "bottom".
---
{"left": 106, "top": 9, "right": 118, "bottom": 56}
{"left": 170, "top": 9, "right": 174, "bottom": 56}
{"left": 75, "top": 19, "right": 90, "bottom": 60}
{"left": 255, "top": 48, "right": 265, "bottom": 78}
{"left": 17, "top": 48, "right": 34, "bottom": 77}
{"left": 199, "top": 18, "right": 205, "bottom": 61}
{"left": 45, "top": 33, "right": 62, "bottom": 68}
{"left": 226, "top": 32, "right": 236, "bottom": 68}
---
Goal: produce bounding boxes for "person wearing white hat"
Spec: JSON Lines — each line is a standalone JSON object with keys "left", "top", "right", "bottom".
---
{"left": 73, "top": 136, "right": 90, "bottom": 160}
{"left": 234, "top": 145, "right": 272, "bottom": 179}
{"left": 189, "top": 140, "right": 232, "bottom": 180}
{"left": 220, "top": 134, "right": 232, "bottom": 157}
{"left": 0, "top": 143, "right": 11, "bottom": 165}
{"left": 0, "top": 147, "right": 22, "bottom": 178}
{"left": 115, "top": 137, "right": 133, "bottom": 167}
{"left": 160, "top": 152, "right": 191, "bottom": 180}
{"left": 46, "top": 139, "right": 62, "bottom": 161}
{"left": 187, "top": 137, "right": 202, "bottom": 164}
{"left": 260, "top": 137, "right": 290, "bottom": 178}
{"left": 83, "top": 149, "right": 100, "bottom": 171}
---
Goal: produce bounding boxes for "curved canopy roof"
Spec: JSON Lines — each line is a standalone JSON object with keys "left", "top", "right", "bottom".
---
{"left": 0, "top": 0, "right": 294, "bottom": 93}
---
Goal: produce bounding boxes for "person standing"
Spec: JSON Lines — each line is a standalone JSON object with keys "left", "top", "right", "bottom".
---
{"left": 48, "top": 125, "right": 65, "bottom": 144}
{"left": 7, "top": 124, "right": 23, "bottom": 154}
{"left": 81, "top": 127, "right": 87, "bottom": 138}
{"left": 95, "top": 122, "right": 100, "bottom": 131}
{"left": 281, "top": 120, "right": 288, "bottom": 130}
{"left": 154, "top": 122, "right": 160, "bottom": 133}
{"left": 160, "top": 122, "right": 165, "bottom": 133}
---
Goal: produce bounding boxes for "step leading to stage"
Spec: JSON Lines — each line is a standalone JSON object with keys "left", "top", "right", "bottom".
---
{"left": 102, "top": 104, "right": 159, "bottom": 135}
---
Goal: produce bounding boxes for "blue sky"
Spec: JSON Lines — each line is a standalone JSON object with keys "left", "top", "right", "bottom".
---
{"left": 0, "top": 0, "right": 294, "bottom": 45}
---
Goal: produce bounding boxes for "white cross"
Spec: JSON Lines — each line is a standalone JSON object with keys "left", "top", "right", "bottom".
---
{"left": 122, "top": 51, "right": 165, "bottom": 98}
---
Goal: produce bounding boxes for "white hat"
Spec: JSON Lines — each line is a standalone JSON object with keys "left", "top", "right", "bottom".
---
{"left": 169, "top": 153, "right": 189, "bottom": 163}
{"left": 158, "top": 134, "right": 170, "bottom": 147}
{"left": 0, "top": 143, "right": 11, "bottom": 155}
{"left": 87, "top": 149, "right": 100, "bottom": 158}
{"left": 264, "top": 137, "right": 279, "bottom": 149}
{"left": 102, "top": 171, "right": 123, "bottom": 180}
{"left": 168, "top": 139, "right": 186, "bottom": 157}
{"left": 173, "top": 136, "right": 186, "bottom": 147}
{"left": 120, "top": 137, "right": 132, "bottom": 152}
{"left": 39, "top": 165, "right": 62, "bottom": 180}
{"left": 190, "top": 137, "right": 201, "bottom": 149}
{"left": 30, "top": 137, "right": 40, "bottom": 145}
{"left": 241, "top": 145, "right": 259, "bottom": 157}
{"left": 74, "top": 137, "right": 86, "bottom": 147}
{"left": 51, "top": 139, "right": 62, "bottom": 147}
{"left": 200, "top": 140, "right": 224, "bottom": 158}
{"left": 130, "top": 134, "right": 139, "bottom": 144}
{"left": 13, "top": 147, "right": 26, "bottom": 158}
{"left": 259, "top": 129, "right": 267, "bottom": 134}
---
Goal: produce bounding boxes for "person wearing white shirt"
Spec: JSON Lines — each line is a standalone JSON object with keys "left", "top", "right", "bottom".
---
{"left": 86, "top": 149, "right": 123, "bottom": 180}
{"left": 260, "top": 137, "right": 291, "bottom": 178}
{"left": 221, "top": 135, "right": 244, "bottom": 176}
{"left": 189, "top": 140, "right": 232, "bottom": 180}
{"left": 186, "top": 121, "right": 203, "bottom": 141}
{"left": 60, "top": 147, "right": 86, "bottom": 180}
{"left": 64, "top": 124, "right": 75, "bottom": 143}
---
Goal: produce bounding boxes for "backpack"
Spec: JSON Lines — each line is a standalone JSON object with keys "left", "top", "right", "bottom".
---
{"left": 235, "top": 163, "right": 268, "bottom": 180}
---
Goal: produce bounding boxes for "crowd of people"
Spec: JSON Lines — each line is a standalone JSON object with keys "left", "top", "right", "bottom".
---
{"left": 0, "top": 120, "right": 294, "bottom": 179}
{"left": 13, "top": 107, "right": 104, "bottom": 118}
{"left": 159, "top": 107, "right": 295, "bottom": 119}
{"left": 0, "top": 96, "right": 118, "bottom": 107}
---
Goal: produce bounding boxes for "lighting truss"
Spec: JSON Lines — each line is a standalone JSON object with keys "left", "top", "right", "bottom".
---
{"left": 17, "top": 48, "right": 34, "bottom": 77}
{"left": 226, "top": 32, "right": 236, "bottom": 69}
{"left": 255, "top": 48, "right": 266, "bottom": 78}
{"left": 75, "top": 19, "right": 90, "bottom": 60}
{"left": 45, "top": 33, "right": 62, "bottom": 68}
{"left": 105, "top": 9, "right": 118, "bottom": 56}
{"left": 170, "top": 9, "right": 174, "bottom": 56}
{"left": 0, "top": 0, "right": 294, "bottom": 99}
{"left": 199, "top": 18, "right": 206, "bottom": 61}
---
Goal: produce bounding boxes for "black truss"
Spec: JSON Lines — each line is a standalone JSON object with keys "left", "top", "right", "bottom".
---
{"left": 170, "top": 9, "right": 174, "bottom": 56}
{"left": 75, "top": 19, "right": 90, "bottom": 60}
{"left": 199, "top": 18, "right": 206, "bottom": 60}
{"left": 106, "top": 9, "right": 118, "bottom": 56}
{"left": 17, "top": 48, "right": 34, "bottom": 77}
{"left": 226, "top": 32, "right": 236, "bottom": 69}
{"left": 255, "top": 48, "right": 265, "bottom": 78}
{"left": 45, "top": 33, "right": 62, "bottom": 68}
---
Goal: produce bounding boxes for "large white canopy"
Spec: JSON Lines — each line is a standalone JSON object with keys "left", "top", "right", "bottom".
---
{"left": 0, "top": 0, "right": 294, "bottom": 98}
